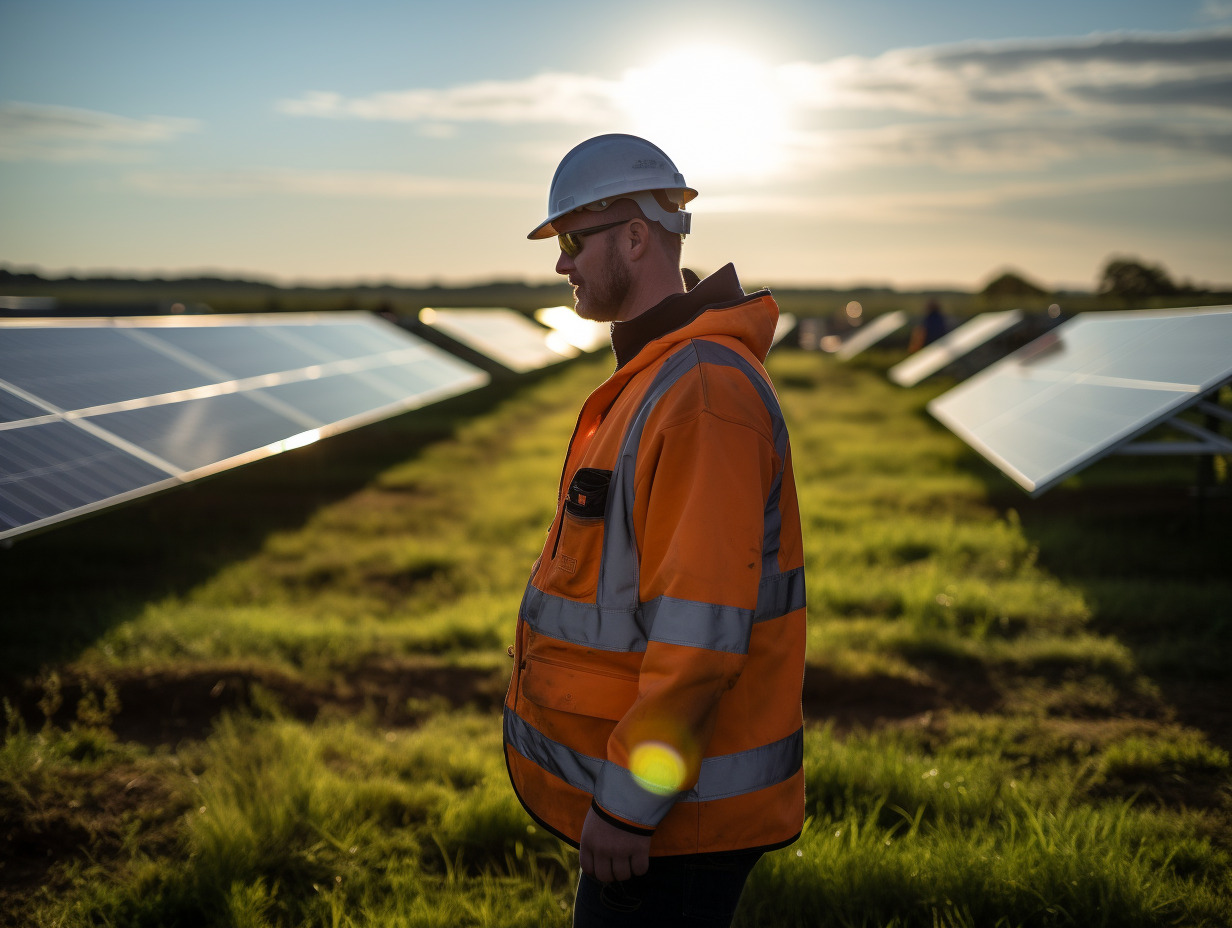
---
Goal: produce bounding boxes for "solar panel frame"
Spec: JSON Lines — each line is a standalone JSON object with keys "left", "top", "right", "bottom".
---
{"left": 889, "top": 310, "right": 1024, "bottom": 387}
{"left": 927, "top": 304, "right": 1232, "bottom": 496}
{"left": 0, "top": 312, "right": 489, "bottom": 541}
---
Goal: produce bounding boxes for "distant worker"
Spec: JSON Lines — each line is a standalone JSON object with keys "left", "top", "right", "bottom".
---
{"left": 503, "top": 133, "right": 807, "bottom": 927}
{"left": 908, "top": 299, "right": 949, "bottom": 353}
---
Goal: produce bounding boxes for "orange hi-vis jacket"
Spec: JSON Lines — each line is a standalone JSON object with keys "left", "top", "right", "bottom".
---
{"left": 504, "top": 273, "right": 807, "bottom": 856}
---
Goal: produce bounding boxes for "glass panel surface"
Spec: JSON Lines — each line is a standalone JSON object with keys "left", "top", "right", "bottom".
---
{"left": 256, "top": 374, "right": 400, "bottom": 425}
{"left": 0, "top": 387, "right": 49, "bottom": 423}
{"left": 0, "top": 328, "right": 213, "bottom": 410}
{"left": 146, "top": 325, "right": 327, "bottom": 379}
{"left": 929, "top": 306, "right": 1232, "bottom": 495}
{"left": 88, "top": 394, "right": 304, "bottom": 472}
{"left": 280, "top": 321, "right": 407, "bottom": 360}
{"left": 0, "top": 421, "right": 170, "bottom": 532}
{"left": 423, "top": 308, "right": 569, "bottom": 372}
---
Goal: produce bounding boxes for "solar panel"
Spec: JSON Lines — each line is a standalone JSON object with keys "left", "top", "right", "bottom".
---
{"left": 835, "top": 310, "right": 909, "bottom": 361}
{"left": 889, "top": 310, "right": 1024, "bottom": 387}
{"left": 772, "top": 313, "right": 797, "bottom": 347}
{"left": 0, "top": 312, "right": 489, "bottom": 541}
{"left": 419, "top": 307, "right": 575, "bottom": 373}
{"left": 928, "top": 305, "right": 1232, "bottom": 496}
{"left": 534, "top": 305, "right": 611, "bottom": 354}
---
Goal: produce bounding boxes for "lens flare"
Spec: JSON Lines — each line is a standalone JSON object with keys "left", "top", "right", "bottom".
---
{"left": 629, "top": 741, "right": 687, "bottom": 796}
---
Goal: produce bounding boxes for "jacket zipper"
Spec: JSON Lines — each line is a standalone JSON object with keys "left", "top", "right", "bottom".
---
{"left": 550, "top": 408, "right": 588, "bottom": 560}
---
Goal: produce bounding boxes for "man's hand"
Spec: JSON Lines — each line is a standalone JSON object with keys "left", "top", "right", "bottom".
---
{"left": 579, "top": 806, "right": 652, "bottom": 883}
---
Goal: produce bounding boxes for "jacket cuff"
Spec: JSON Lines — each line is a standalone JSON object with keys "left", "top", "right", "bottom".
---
{"left": 591, "top": 800, "right": 656, "bottom": 837}
{"left": 593, "top": 759, "right": 680, "bottom": 829}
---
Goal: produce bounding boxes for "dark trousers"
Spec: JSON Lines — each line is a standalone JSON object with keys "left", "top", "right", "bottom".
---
{"left": 572, "top": 849, "right": 763, "bottom": 927}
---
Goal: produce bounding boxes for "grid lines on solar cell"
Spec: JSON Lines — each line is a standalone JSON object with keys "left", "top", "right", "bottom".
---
{"left": 0, "top": 421, "right": 174, "bottom": 532}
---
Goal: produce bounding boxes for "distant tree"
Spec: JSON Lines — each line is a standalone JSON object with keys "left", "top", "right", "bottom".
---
{"left": 980, "top": 270, "right": 1048, "bottom": 297}
{"left": 1098, "top": 257, "right": 1177, "bottom": 298}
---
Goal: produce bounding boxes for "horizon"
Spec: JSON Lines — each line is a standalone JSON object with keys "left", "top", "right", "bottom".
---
{"left": 5, "top": 260, "right": 1227, "bottom": 297}
{"left": 2, "top": 1, "right": 1230, "bottom": 292}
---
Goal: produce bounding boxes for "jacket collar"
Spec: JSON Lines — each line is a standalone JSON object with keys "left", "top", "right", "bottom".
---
{"left": 611, "top": 263, "right": 745, "bottom": 369}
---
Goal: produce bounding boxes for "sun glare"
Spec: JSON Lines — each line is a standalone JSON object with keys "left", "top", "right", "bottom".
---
{"left": 616, "top": 46, "right": 792, "bottom": 182}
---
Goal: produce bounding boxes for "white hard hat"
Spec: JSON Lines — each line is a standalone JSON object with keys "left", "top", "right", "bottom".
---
{"left": 527, "top": 134, "right": 698, "bottom": 240}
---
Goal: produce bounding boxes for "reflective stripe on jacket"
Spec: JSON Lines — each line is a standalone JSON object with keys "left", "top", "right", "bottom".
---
{"left": 503, "top": 288, "right": 806, "bottom": 856}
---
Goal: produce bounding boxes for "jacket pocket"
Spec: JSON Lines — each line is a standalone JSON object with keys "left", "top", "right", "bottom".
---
{"left": 520, "top": 656, "right": 639, "bottom": 721}
{"left": 564, "top": 467, "right": 611, "bottom": 519}
{"left": 549, "top": 468, "right": 611, "bottom": 598}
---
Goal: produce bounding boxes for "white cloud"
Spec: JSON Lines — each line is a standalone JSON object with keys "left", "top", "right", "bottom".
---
{"left": 125, "top": 167, "right": 538, "bottom": 199}
{"left": 702, "top": 162, "right": 1232, "bottom": 222}
{"left": 783, "top": 29, "right": 1232, "bottom": 117}
{"left": 278, "top": 29, "right": 1232, "bottom": 128}
{"left": 792, "top": 121, "right": 1232, "bottom": 172}
{"left": 0, "top": 101, "right": 198, "bottom": 162}
{"left": 1200, "top": 1, "right": 1232, "bottom": 22}
{"left": 273, "top": 28, "right": 1232, "bottom": 188}
{"left": 277, "top": 73, "right": 623, "bottom": 126}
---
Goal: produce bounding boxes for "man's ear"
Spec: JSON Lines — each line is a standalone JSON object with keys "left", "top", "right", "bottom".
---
{"left": 624, "top": 218, "right": 650, "bottom": 260}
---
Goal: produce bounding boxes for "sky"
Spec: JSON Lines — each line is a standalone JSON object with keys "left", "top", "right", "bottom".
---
{"left": 1, "top": 0, "right": 1230, "bottom": 291}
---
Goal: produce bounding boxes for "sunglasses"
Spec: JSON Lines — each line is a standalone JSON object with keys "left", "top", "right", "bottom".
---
{"left": 557, "top": 218, "right": 632, "bottom": 258}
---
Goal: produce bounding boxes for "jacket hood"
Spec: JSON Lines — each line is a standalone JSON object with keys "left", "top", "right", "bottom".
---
{"left": 611, "top": 263, "right": 779, "bottom": 371}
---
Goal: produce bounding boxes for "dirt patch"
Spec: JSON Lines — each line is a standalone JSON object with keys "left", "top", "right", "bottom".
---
{"left": 0, "top": 761, "right": 189, "bottom": 927}
{"left": 3, "top": 658, "right": 1010, "bottom": 751}
{"left": 3, "top": 659, "right": 508, "bottom": 749}
{"left": 801, "top": 663, "right": 1000, "bottom": 731}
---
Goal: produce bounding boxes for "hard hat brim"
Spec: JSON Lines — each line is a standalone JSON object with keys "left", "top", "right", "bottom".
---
{"left": 526, "top": 187, "right": 698, "bottom": 240}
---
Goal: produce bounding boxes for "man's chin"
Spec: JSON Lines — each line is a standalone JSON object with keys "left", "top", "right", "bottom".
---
{"left": 573, "top": 299, "right": 617, "bottom": 324}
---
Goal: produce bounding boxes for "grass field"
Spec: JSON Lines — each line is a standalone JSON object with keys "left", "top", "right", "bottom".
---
{"left": 2, "top": 346, "right": 1229, "bottom": 927}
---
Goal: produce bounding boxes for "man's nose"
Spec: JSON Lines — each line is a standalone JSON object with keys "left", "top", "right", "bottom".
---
{"left": 556, "top": 250, "right": 575, "bottom": 276}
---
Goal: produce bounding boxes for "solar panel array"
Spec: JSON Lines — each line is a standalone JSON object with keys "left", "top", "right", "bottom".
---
{"left": 0, "top": 312, "right": 488, "bottom": 541}
{"left": 889, "top": 310, "right": 1024, "bottom": 387}
{"left": 419, "top": 307, "right": 575, "bottom": 373}
{"left": 928, "top": 304, "right": 1232, "bottom": 496}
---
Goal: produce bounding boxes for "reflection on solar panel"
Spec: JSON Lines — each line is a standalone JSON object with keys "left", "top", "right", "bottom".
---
{"left": 0, "top": 312, "right": 489, "bottom": 541}
{"left": 889, "top": 310, "right": 1024, "bottom": 387}
{"left": 835, "top": 310, "right": 908, "bottom": 360}
{"left": 534, "top": 305, "right": 610, "bottom": 354}
{"left": 419, "top": 307, "right": 574, "bottom": 373}
{"left": 928, "top": 305, "right": 1232, "bottom": 496}
{"left": 772, "top": 313, "right": 797, "bottom": 347}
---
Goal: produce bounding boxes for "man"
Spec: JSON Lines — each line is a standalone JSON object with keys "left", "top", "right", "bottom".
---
{"left": 503, "top": 134, "right": 807, "bottom": 927}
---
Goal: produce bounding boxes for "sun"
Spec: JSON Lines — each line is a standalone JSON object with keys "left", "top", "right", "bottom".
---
{"left": 614, "top": 45, "right": 793, "bottom": 183}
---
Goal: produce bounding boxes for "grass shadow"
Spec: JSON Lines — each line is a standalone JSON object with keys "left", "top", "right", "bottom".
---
{"left": 0, "top": 363, "right": 570, "bottom": 681}
{"left": 934, "top": 411, "right": 1232, "bottom": 751}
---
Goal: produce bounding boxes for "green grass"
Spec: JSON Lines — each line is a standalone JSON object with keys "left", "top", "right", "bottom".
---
{"left": 2, "top": 347, "right": 1229, "bottom": 927}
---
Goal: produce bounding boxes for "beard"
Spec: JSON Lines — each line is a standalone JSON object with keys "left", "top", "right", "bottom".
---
{"left": 573, "top": 236, "right": 632, "bottom": 323}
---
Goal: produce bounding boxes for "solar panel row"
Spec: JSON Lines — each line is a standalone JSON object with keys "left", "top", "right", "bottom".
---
{"left": 889, "top": 310, "right": 1024, "bottom": 387}
{"left": 0, "top": 313, "right": 488, "bottom": 541}
{"left": 834, "top": 310, "right": 908, "bottom": 361}
{"left": 418, "top": 307, "right": 577, "bottom": 373}
{"left": 927, "top": 305, "right": 1232, "bottom": 496}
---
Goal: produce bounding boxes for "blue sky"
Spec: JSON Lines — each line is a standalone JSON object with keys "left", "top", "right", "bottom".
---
{"left": 1, "top": 0, "right": 1229, "bottom": 290}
